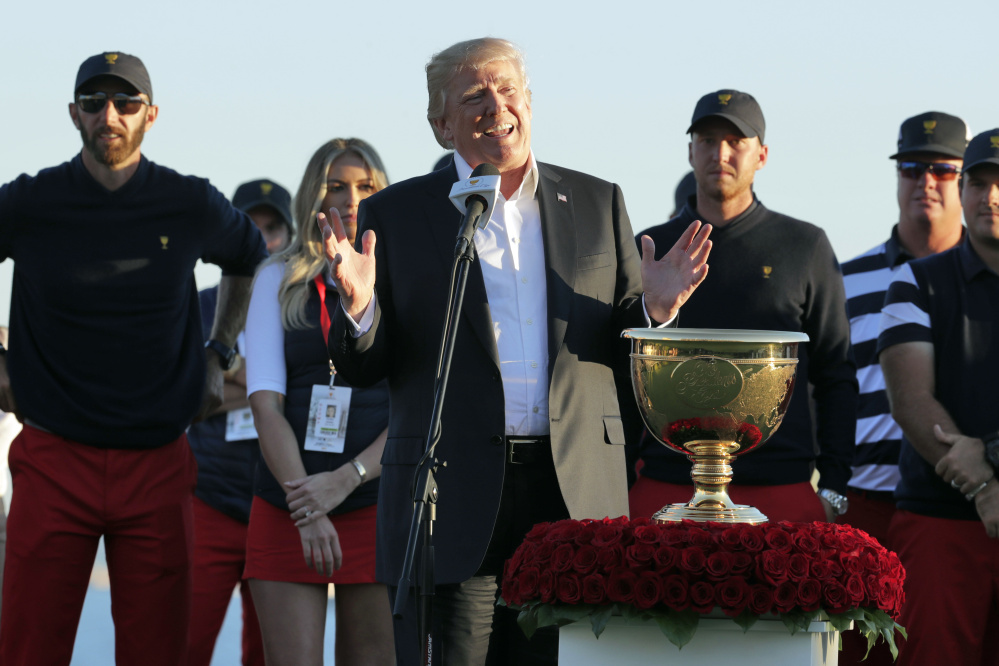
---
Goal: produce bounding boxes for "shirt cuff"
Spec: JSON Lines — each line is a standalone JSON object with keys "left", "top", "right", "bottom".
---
{"left": 642, "top": 293, "right": 677, "bottom": 328}
{"left": 342, "top": 293, "right": 377, "bottom": 338}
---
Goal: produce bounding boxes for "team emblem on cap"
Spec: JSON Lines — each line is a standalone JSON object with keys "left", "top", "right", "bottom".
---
{"left": 105, "top": 54, "right": 118, "bottom": 65}
{"left": 991, "top": 136, "right": 999, "bottom": 149}
{"left": 260, "top": 183, "right": 273, "bottom": 196}
{"left": 718, "top": 94, "right": 732, "bottom": 106}
{"left": 160, "top": 236, "right": 169, "bottom": 250}
{"left": 923, "top": 120, "right": 937, "bottom": 135}
{"left": 762, "top": 266, "right": 772, "bottom": 279}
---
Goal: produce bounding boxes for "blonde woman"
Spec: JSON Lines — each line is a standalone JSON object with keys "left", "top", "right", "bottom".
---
{"left": 244, "top": 139, "right": 394, "bottom": 665}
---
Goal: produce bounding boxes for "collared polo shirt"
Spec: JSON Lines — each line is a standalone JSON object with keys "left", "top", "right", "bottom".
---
{"left": 878, "top": 238, "right": 999, "bottom": 520}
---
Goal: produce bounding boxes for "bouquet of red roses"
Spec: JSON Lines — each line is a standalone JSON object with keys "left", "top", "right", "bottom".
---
{"left": 500, "top": 517, "right": 906, "bottom": 658}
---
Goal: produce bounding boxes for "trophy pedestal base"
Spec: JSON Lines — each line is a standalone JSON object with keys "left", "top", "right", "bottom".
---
{"left": 653, "top": 503, "right": 769, "bottom": 524}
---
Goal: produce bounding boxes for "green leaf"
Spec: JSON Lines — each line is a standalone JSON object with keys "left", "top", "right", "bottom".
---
{"left": 732, "top": 610, "right": 759, "bottom": 633}
{"left": 517, "top": 607, "right": 539, "bottom": 640}
{"left": 496, "top": 596, "right": 508, "bottom": 608}
{"left": 552, "top": 604, "right": 593, "bottom": 626}
{"left": 619, "top": 604, "right": 642, "bottom": 622}
{"left": 535, "top": 604, "right": 557, "bottom": 631}
{"left": 590, "top": 606, "right": 615, "bottom": 639}
{"left": 654, "top": 609, "right": 700, "bottom": 649}
{"left": 826, "top": 612, "right": 854, "bottom": 633}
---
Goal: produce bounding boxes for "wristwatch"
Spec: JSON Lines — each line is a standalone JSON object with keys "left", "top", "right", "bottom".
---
{"left": 818, "top": 488, "right": 850, "bottom": 516}
{"left": 984, "top": 430, "right": 999, "bottom": 473}
{"left": 204, "top": 339, "right": 237, "bottom": 371}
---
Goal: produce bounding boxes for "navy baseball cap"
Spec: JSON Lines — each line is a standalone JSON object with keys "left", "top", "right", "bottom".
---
{"left": 232, "top": 179, "right": 294, "bottom": 235}
{"left": 890, "top": 111, "right": 969, "bottom": 160}
{"left": 75, "top": 52, "right": 152, "bottom": 101}
{"left": 962, "top": 129, "right": 999, "bottom": 173}
{"left": 688, "top": 89, "right": 765, "bottom": 143}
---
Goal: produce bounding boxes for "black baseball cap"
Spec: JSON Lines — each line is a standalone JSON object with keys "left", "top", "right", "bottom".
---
{"left": 75, "top": 52, "right": 152, "bottom": 101}
{"left": 233, "top": 179, "right": 294, "bottom": 235}
{"left": 890, "top": 111, "right": 969, "bottom": 160}
{"left": 961, "top": 129, "right": 999, "bottom": 173}
{"left": 687, "top": 89, "right": 765, "bottom": 143}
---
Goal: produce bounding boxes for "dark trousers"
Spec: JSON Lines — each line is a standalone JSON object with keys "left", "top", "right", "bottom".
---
{"left": 392, "top": 444, "right": 569, "bottom": 666}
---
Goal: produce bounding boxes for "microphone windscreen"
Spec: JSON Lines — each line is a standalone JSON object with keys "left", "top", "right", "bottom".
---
{"left": 470, "top": 163, "right": 500, "bottom": 178}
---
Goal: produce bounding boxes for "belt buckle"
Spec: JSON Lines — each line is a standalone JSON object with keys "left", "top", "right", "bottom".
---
{"left": 507, "top": 437, "right": 531, "bottom": 465}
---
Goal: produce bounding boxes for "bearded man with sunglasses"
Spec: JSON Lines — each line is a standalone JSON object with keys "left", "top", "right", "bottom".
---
{"left": 0, "top": 52, "right": 267, "bottom": 666}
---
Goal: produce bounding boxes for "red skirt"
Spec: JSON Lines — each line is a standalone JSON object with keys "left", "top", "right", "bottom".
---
{"left": 244, "top": 497, "right": 378, "bottom": 585}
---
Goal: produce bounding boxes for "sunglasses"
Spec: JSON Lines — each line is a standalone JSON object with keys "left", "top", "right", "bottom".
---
{"left": 897, "top": 161, "right": 961, "bottom": 181}
{"left": 76, "top": 92, "right": 150, "bottom": 115}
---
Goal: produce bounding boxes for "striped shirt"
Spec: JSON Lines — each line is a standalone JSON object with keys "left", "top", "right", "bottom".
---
{"left": 841, "top": 227, "right": 912, "bottom": 492}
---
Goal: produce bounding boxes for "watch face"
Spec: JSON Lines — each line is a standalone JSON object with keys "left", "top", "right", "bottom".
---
{"left": 986, "top": 440, "right": 999, "bottom": 468}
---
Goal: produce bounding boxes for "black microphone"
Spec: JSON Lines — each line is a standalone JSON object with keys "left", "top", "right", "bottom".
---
{"left": 450, "top": 163, "right": 501, "bottom": 257}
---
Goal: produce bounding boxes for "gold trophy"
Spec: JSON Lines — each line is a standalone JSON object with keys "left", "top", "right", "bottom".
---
{"left": 622, "top": 329, "right": 809, "bottom": 524}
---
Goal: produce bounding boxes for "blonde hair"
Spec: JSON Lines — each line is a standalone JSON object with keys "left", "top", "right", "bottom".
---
{"left": 426, "top": 37, "right": 529, "bottom": 149}
{"left": 264, "top": 138, "right": 389, "bottom": 330}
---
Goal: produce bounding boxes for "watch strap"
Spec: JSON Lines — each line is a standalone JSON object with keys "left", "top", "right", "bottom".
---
{"left": 205, "top": 339, "right": 236, "bottom": 370}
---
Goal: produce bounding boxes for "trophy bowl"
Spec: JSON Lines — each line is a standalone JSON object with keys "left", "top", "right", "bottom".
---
{"left": 622, "top": 328, "right": 809, "bottom": 524}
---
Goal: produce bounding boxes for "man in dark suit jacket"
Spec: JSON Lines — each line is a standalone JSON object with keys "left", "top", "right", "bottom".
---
{"left": 320, "top": 38, "right": 712, "bottom": 666}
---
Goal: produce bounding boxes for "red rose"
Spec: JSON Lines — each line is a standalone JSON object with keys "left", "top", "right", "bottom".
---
{"left": 859, "top": 550, "right": 879, "bottom": 574}
{"left": 539, "top": 570, "right": 556, "bottom": 603}
{"left": 661, "top": 527, "right": 687, "bottom": 547}
{"left": 845, "top": 574, "right": 866, "bottom": 606}
{"left": 774, "top": 581, "right": 798, "bottom": 613}
{"left": 556, "top": 573, "right": 583, "bottom": 604}
{"left": 763, "top": 527, "right": 793, "bottom": 554}
{"left": 534, "top": 541, "right": 555, "bottom": 564}
{"left": 876, "top": 578, "right": 896, "bottom": 613}
{"left": 839, "top": 554, "right": 863, "bottom": 576}
{"left": 662, "top": 574, "right": 690, "bottom": 610}
{"left": 822, "top": 581, "right": 850, "bottom": 615}
{"left": 756, "top": 550, "right": 789, "bottom": 586}
{"left": 748, "top": 584, "right": 774, "bottom": 616}
{"left": 607, "top": 570, "right": 638, "bottom": 605}
{"left": 719, "top": 526, "right": 745, "bottom": 551}
{"left": 705, "top": 551, "right": 735, "bottom": 581}
{"left": 524, "top": 522, "right": 550, "bottom": 542}
{"left": 570, "top": 545, "right": 598, "bottom": 575}
{"left": 654, "top": 545, "right": 679, "bottom": 570}
{"left": 634, "top": 571, "right": 664, "bottom": 610}
{"left": 573, "top": 524, "right": 597, "bottom": 546}
{"left": 517, "top": 566, "right": 541, "bottom": 600}
{"left": 797, "top": 579, "right": 822, "bottom": 611}
{"left": 787, "top": 553, "right": 810, "bottom": 581}
{"left": 678, "top": 547, "right": 707, "bottom": 575}
{"left": 632, "top": 524, "right": 662, "bottom": 545}
{"left": 716, "top": 576, "right": 750, "bottom": 616}
{"left": 543, "top": 520, "right": 580, "bottom": 543}
{"left": 501, "top": 576, "right": 521, "bottom": 606}
{"left": 630, "top": 516, "right": 652, "bottom": 527}
{"left": 739, "top": 527, "right": 766, "bottom": 552}
{"left": 690, "top": 581, "right": 715, "bottom": 613}
{"left": 582, "top": 573, "right": 607, "bottom": 605}
{"left": 625, "top": 543, "right": 657, "bottom": 569}
{"left": 730, "top": 551, "right": 753, "bottom": 576}
{"left": 809, "top": 558, "right": 835, "bottom": 582}
{"left": 685, "top": 528, "right": 713, "bottom": 548}
{"left": 592, "top": 524, "right": 625, "bottom": 548}
{"left": 596, "top": 544, "right": 625, "bottom": 569}
{"left": 551, "top": 543, "right": 575, "bottom": 573}
{"left": 792, "top": 529, "right": 821, "bottom": 554}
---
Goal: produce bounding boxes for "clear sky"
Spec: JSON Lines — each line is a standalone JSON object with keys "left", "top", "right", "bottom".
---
{"left": 2, "top": 0, "right": 996, "bottom": 323}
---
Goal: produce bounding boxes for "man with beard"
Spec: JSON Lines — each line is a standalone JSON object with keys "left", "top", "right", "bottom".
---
{"left": 878, "top": 128, "right": 999, "bottom": 665}
{"left": 0, "top": 52, "right": 267, "bottom": 665}
{"left": 630, "top": 89, "right": 857, "bottom": 525}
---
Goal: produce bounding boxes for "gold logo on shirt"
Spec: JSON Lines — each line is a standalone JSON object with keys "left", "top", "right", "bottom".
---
{"left": 923, "top": 120, "right": 937, "bottom": 134}
{"left": 762, "top": 265, "right": 772, "bottom": 278}
{"left": 260, "top": 182, "right": 273, "bottom": 196}
{"left": 991, "top": 136, "right": 999, "bottom": 149}
{"left": 105, "top": 54, "right": 118, "bottom": 65}
{"left": 718, "top": 93, "right": 732, "bottom": 106}
{"left": 160, "top": 236, "right": 169, "bottom": 250}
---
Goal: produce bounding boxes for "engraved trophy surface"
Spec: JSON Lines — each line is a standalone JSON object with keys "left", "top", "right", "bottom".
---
{"left": 622, "top": 328, "right": 809, "bottom": 524}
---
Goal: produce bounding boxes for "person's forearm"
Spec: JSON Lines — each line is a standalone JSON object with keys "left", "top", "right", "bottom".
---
{"left": 249, "top": 391, "right": 308, "bottom": 495}
{"left": 210, "top": 275, "right": 253, "bottom": 346}
{"left": 212, "top": 380, "right": 249, "bottom": 416}
{"left": 351, "top": 427, "right": 387, "bottom": 483}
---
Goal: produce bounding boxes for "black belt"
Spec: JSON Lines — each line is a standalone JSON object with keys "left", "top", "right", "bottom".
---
{"left": 506, "top": 436, "right": 551, "bottom": 465}
{"left": 847, "top": 487, "right": 895, "bottom": 502}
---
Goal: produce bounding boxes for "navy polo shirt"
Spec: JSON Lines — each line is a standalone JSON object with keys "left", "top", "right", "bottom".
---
{"left": 877, "top": 238, "right": 999, "bottom": 520}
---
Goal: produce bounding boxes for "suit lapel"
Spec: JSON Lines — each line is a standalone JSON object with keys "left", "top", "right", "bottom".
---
{"left": 537, "top": 164, "right": 576, "bottom": 381}
{"left": 426, "top": 165, "right": 500, "bottom": 370}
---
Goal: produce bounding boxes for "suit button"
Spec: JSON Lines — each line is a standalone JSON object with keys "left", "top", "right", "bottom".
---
{"left": 490, "top": 435, "right": 504, "bottom": 447}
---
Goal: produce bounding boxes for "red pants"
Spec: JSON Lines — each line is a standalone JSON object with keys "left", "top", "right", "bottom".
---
{"left": 888, "top": 510, "right": 999, "bottom": 666}
{"left": 836, "top": 489, "right": 898, "bottom": 666}
{"left": 628, "top": 476, "right": 827, "bottom": 523}
{"left": 188, "top": 496, "right": 264, "bottom": 666}
{"left": 0, "top": 425, "right": 197, "bottom": 666}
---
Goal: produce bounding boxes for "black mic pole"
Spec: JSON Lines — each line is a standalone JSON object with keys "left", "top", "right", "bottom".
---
{"left": 393, "top": 164, "right": 498, "bottom": 666}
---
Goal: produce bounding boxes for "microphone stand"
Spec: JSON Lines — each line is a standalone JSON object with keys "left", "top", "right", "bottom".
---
{"left": 393, "top": 230, "right": 481, "bottom": 666}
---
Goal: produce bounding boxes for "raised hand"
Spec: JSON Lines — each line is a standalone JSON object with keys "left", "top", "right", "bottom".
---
{"left": 316, "top": 208, "right": 376, "bottom": 320}
{"left": 640, "top": 220, "right": 712, "bottom": 323}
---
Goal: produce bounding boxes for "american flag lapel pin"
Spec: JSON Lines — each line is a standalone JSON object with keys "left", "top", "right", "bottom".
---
{"left": 557, "top": 193, "right": 567, "bottom": 203}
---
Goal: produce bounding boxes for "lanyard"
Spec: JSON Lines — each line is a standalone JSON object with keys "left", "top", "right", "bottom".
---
{"left": 313, "top": 275, "right": 335, "bottom": 383}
